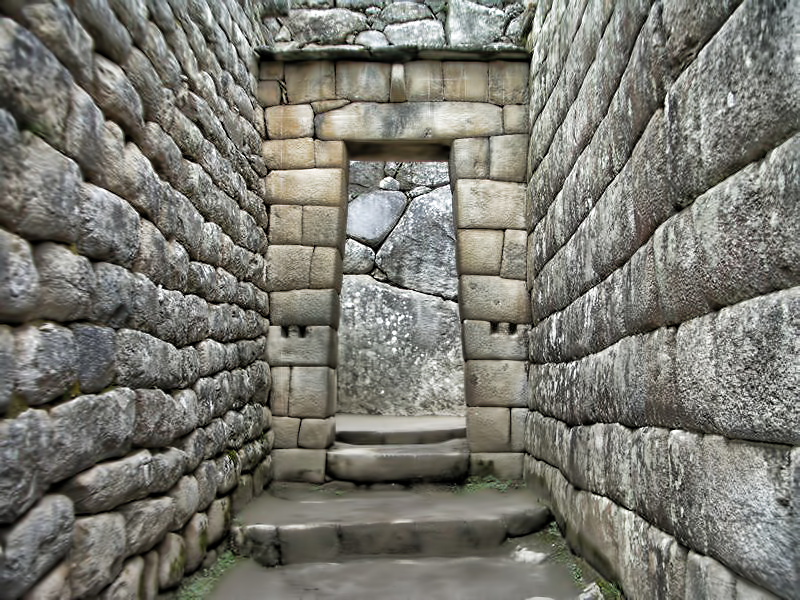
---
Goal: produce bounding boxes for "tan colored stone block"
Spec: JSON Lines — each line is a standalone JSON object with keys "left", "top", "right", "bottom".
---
{"left": 273, "top": 416, "right": 301, "bottom": 448}
{"left": 500, "top": 229, "right": 527, "bottom": 280}
{"left": 262, "top": 138, "right": 315, "bottom": 170}
{"left": 272, "top": 449, "right": 326, "bottom": 483}
{"left": 265, "top": 169, "right": 346, "bottom": 206}
{"left": 270, "top": 366, "right": 290, "bottom": 416}
{"left": 315, "top": 140, "right": 347, "bottom": 168}
{"left": 269, "top": 205, "right": 303, "bottom": 245}
{"left": 489, "top": 135, "right": 528, "bottom": 182}
{"left": 390, "top": 63, "right": 406, "bottom": 102}
{"left": 285, "top": 61, "right": 335, "bottom": 104}
{"left": 317, "top": 102, "right": 503, "bottom": 141}
{"left": 310, "top": 247, "right": 342, "bottom": 290}
{"left": 454, "top": 180, "right": 526, "bottom": 229}
{"left": 266, "top": 245, "right": 313, "bottom": 291}
{"left": 511, "top": 408, "right": 527, "bottom": 452}
{"left": 465, "top": 360, "right": 527, "bottom": 408}
{"left": 503, "top": 105, "right": 528, "bottom": 134}
{"left": 267, "top": 325, "right": 338, "bottom": 367}
{"left": 288, "top": 367, "right": 336, "bottom": 418}
{"left": 467, "top": 407, "right": 510, "bottom": 452}
{"left": 405, "top": 61, "right": 443, "bottom": 101}
{"left": 302, "top": 205, "right": 347, "bottom": 248}
{"left": 461, "top": 320, "right": 529, "bottom": 360}
{"left": 270, "top": 289, "right": 340, "bottom": 327}
{"left": 260, "top": 61, "right": 284, "bottom": 81}
{"left": 265, "top": 105, "right": 314, "bottom": 139}
{"left": 336, "top": 61, "right": 391, "bottom": 102}
{"left": 257, "top": 80, "right": 282, "bottom": 107}
{"left": 450, "top": 138, "right": 489, "bottom": 179}
{"left": 489, "top": 61, "right": 528, "bottom": 105}
{"left": 298, "top": 417, "right": 336, "bottom": 449}
{"left": 459, "top": 275, "right": 531, "bottom": 323}
{"left": 457, "top": 229, "right": 503, "bottom": 274}
{"left": 443, "top": 62, "right": 489, "bottom": 102}
{"left": 312, "top": 99, "right": 350, "bottom": 113}
{"left": 469, "top": 453, "right": 523, "bottom": 479}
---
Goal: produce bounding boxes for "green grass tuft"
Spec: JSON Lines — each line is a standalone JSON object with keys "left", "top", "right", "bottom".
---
{"left": 175, "top": 550, "right": 238, "bottom": 600}
{"left": 452, "top": 475, "right": 524, "bottom": 494}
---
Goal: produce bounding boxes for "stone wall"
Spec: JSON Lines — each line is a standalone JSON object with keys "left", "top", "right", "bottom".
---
{"left": 523, "top": 1, "right": 799, "bottom": 599}
{"left": 0, "top": 1, "right": 274, "bottom": 597}
{"left": 339, "top": 160, "right": 464, "bottom": 417}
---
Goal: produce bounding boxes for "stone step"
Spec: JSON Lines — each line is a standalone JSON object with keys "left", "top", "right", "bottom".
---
{"left": 335, "top": 414, "right": 466, "bottom": 445}
{"left": 327, "top": 438, "right": 469, "bottom": 483}
{"left": 233, "top": 486, "right": 550, "bottom": 567}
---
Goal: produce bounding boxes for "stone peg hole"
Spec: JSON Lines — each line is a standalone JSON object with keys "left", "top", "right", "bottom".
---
{"left": 338, "top": 160, "right": 465, "bottom": 417}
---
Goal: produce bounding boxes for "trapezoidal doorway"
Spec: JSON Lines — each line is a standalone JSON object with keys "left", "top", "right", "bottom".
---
{"left": 263, "top": 59, "right": 532, "bottom": 483}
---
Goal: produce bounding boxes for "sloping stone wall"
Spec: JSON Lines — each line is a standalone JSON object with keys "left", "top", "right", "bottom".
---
{"left": 0, "top": 2, "right": 274, "bottom": 597}
{"left": 524, "top": 1, "right": 799, "bottom": 599}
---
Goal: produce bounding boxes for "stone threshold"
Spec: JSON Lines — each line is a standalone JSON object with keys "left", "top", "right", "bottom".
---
{"left": 256, "top": 44, "right": 531, "bottom": 63}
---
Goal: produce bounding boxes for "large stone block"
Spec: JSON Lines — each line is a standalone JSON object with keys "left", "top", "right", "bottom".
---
{"left": 268, "top": 325, "right": 338, "bottom": 367}
{"left": 336, "top": 61, "right": 391, "bottom": 102}
{"left": 68, "top": 513, "right": 127, "bottom": 599}
{"left": 443, "top": 62, "right": 489, "bottom": 102}
{"left": 265, "top": 104, "right": 314, "bottom": 139}
{"left": 269, "top": 204, "right": 303, "bottom": 245}
{"left": 14, "top": 323, "right": 77, "bottom": 406}
{"left": 266, "top": 245, "right": 314, "bottom": 291}
{"left": 316, "top": 102, "right": 503, "bottom": 141}
{"left": 465, "top": 360, "right": 527, "bottom": 408}
{"left": 469, "top": 453, "right": 523, "bottom": 480}
{"left": 285, "top": 61, "right": 336, "bottom": 104}
{"left": 118, "top": 496, "right": 175, "bottom": 556}
{"left": 273, "top": 416, "right": 301, "bottom": 449}
{"left": 262, "top": 138, "right": 315, "bottom": 170}
{"left": 459, "top": 276, "right": 531, "bottom": 323}
{"left": 466, "top": 407, "right": 510, "bottom": 452}
{"left": 315, "top": 140, "right": 348, "bottom": 168}
{"left": 503, "top": 105, "right": 528, "bottom": 134}
{"left": 270, "top": 289, "right": 340, "bottom": 327}
{"left": 346, "top": 190, "right": 407, "bottom": 247}
{"left": 265, "top": 168, "right": 346, "bottom": 207}
{"left": 404, "top": 60, "right": 444, "bottom": 101}
{"left": 489, "top": 61, "right": 529, "bottom": 105}
{"left": 157, "top": 533, "right": 185, "bottom": 590}
{"left": 133, "top": 388, "right": 199, "bottom": 448}
{"left": 271, "top": 449, "right": 326, "bottom": 483}
{"left": 500, "top": 229, "right": 527, "bottom": 280}
{"left": 450, "top": 137, "right": 489, "bottom": 180}
{"left": 462, "top": 320, "right": 529, "bottom": 360}
{"left": 71, "top": 324, "right": 115, "bottom": 394}
{"left": 0, "top": 228, "right": 39, "bottom": 322}
{"left": 270, "top": 366, "right": 290, "bottom": 416}
{"left": 288, "top": 366, "right": 336, "bottom": 418}
{"left": 454, "top": 180, "right": 526, "bottom": 229}
{"left": 489, "top": 135, "right": 528, "bottom": 182}
{"left": 298, "top": 417, "right": 336, "bottom": 449}
{"left": 303, "top": 204, "right": 348, "bottom": 248}
{"left": 384, "top": 20, "right": 445, "bottom": 47}
{"left": 310, "top": 247, "right": 343, "bottom": 290}
{"left": 33, "top": 242, "right": 95, "bottom": 321}
{"left": 447, "top": 0, "right": 504, "bottom": 48}
{"left": 457, "top": 229, "right": 503, "bottom": 275}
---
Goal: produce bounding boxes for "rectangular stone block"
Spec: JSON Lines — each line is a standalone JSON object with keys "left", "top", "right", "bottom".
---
{"left": 257, "top": 80, "right": 282, "bottom": 107}
{"left": 454, "top": 180, "right": 526, "bottom": 229}
{"left": 443, "top": 62, "right": 489, "bottom": 102}
{"left": 266, "top": 245, "right": 314, "bottom": 291}
{"left": 285, "top": 61, "right": 335, "bottom": 104}
{"left": 310, "top": 247, "right": 342, "bottom": 290}
{"left": 315, "top": 140, "right": 347, "bottom": 168}
{"left": 259, "top": 61, "right": 284, "bottom": 81}
{"left": 469, "top": 453, "right": 523, "bottom": 480}
{"left": 511, "top": 408, "right": 527, "bottom": 452}
{"left": 273, "top": 416, "right": 301, "bottom": 449}
{"left": 489, "top": 135, "right": 528, "bottom": 182}
{"left": 500, "top": 229, "right": 527, "bottom": 280}
{"left": 271, "top": 449, "right": 326, "bottom": 483}
{"left": 265, "top": 169, "right": 346, "bottom": 207}
{"left": 270, "top": 289, "right": 340, "bottom": 327}
{"left": 465, "top": 360, "right": 527, "bottom": 408}
{"left": 303, "top": 205, "right": 347, "bottom": 249}
{"left": 390, "top": 63, "right": 406, "bottom": 102}
{"left": 462, "top": 320, "right": 529, "bottom": 360}
{"left": 404, "top": 61, "right": 444, "bottom": 101}
{"left": 269, "top": 205, "right": 303, "bottom": 245}
{"left": 269, "top": 366, "right": 290, "bottom": 416}
{"left": 467, "top": 407, "right": 510, "bottom": 452}
{"left": 450, "top": 138, "right": 489, "bottom": 180}
{"left": 489, "top": 61, "right": 528, "bottom": 105}
{"left": 459, "top": 276, "right": 531, "bottom": 323}
{"left": 267, "top": 325, "right": 338, "bottom": 367}
{"left": 336, "top": 61, "right": 391, "bottom": 101}
{"left": 288, "top": 366, "right": 336, "bottom": 418}
{"left": 265, "top": 105, "right": 314, "bottom": 139}
{"left": 457, "top": 229, "right": 503, "bottom": 275}
{"left": 503, "top": 105, "right": 528, "bottom": 134}
{"left": 298, "top": 417, "right": 336, "bottom": 449}
{"left": 262, "top": 138, "right": 315, "bottom": 170}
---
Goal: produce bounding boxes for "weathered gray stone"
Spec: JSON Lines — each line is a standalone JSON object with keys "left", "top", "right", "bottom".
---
{"left": 76, "top": 183, "right": 140, "bottom": 267}
{"left": 71, "top": 324, "right": 115, "bottom": 394}
{"left": 273, "top": 416, "right": 301, "bottom": 449}
{"left": 119, "top": 496, "right": 175, "bottom": 556}
{"left": 343, "top": 238, "right": 376, "bottom": 274}
{"left": 347, "top": 190, "right": 407, "bottom": 247}
{"left": 462, "top": 321, "right": 528, "bottom": 360}
{"left": 466, "top": 407, "right": 510, "bottom": 452}
{"left": 489, "top": 135, "right": 528, "bottom": 182}
{"left": 270, "top": 289, "right": 340, "bottom": 327}
{"left": 157, "top": 533, "right": 186, "bottom": 590}
{"left": 500, "top": 229, "right": 527, "bottom": 280}
{"left": 489, "top": 62, "right": 528, "bottom": 105}
{"left": 14, "top": 323, "right": 77, "bottom": 407}
{"left": 503, "top": 105, "right": 528, "bottom": 134}
{"left": 33, "top": 242, "right": 95, "bottom": 321}
{"left": 68, "top": 513, "right": 127, "bottom": 599}
{"left": 133, "top": 388, "right": 199, "bottom": 448}
{"left": 99, "top": 555, "right": 144, "bottom": 600}
{"left": 286, "top": 366, "right": 336, "bottom": 418}
{"left": 338, "top": 275, "right": 464, "bottom": 416}
{"left": 303, "top": 204, "right": 348, "bottom": 248}
{"left": 298, "top": 417, "right": 336, "bottom": 449}
{"left": 385, "top": 20, "right": 445, "bottom": 47}
{"left": 284, "top": 9, "right": 367, "bottom": 45}
{"left": 375, "top": 186, "right": 458, "bottom": 299}
{"left": 381, "top": 2, "right": 433, "bottom": 23}
{"left": 459, "top": 275, "right": 530, "bottom": 323}
{"left": 454, "top": 180, "right": 526, "bottom": 229}
{"left": 336, "top": 62, "right": 391, "bottom": 102}
{"left": 272, "top": 449, "right": 326, "bottom": 483}
{"left": 268, "top": 325, "right": 338, "bottom": 367}
{"left": 48, "top": 389, "right": 136, "bottom": 483}
{"left": 443, "top": 62, "right": 489, "bottom": 102}
{"left": 206, "top": 496, "right": 232, "bottom": 547}
{"left": 395, "top": 161, "right": 450, "bottom": 190}
{"left": 354, "top": 30, "right": 389, "bottom": 48}
{"left": 183, "top": 512, "right": 209, "bottom": 575}
{"left": 91, "top": 54, "right": 144, "bottom": 137}
{"left": 0, "top": 495, "right": 74, "bottom": 599}
{"left": 465, "top": 360, "right": 527, "bottom": 408}
{"left": 0, "top": 326, "right": 11, "bottom": 414}
{"left": 0, "top": 228, "right": 39, "bottom": 322}
{"left": 21, "top": 561, "right": 71, "bottom": 600}
{"left": 114, "top": 329, "right": 182, "bottom": 390}
{"left": 446, "top": 0, "right": 504, "bottom": 47}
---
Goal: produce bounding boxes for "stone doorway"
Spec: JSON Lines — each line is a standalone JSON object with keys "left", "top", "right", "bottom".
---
{"left": 263, "top": 58, "right": 532, "bottom": 482}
